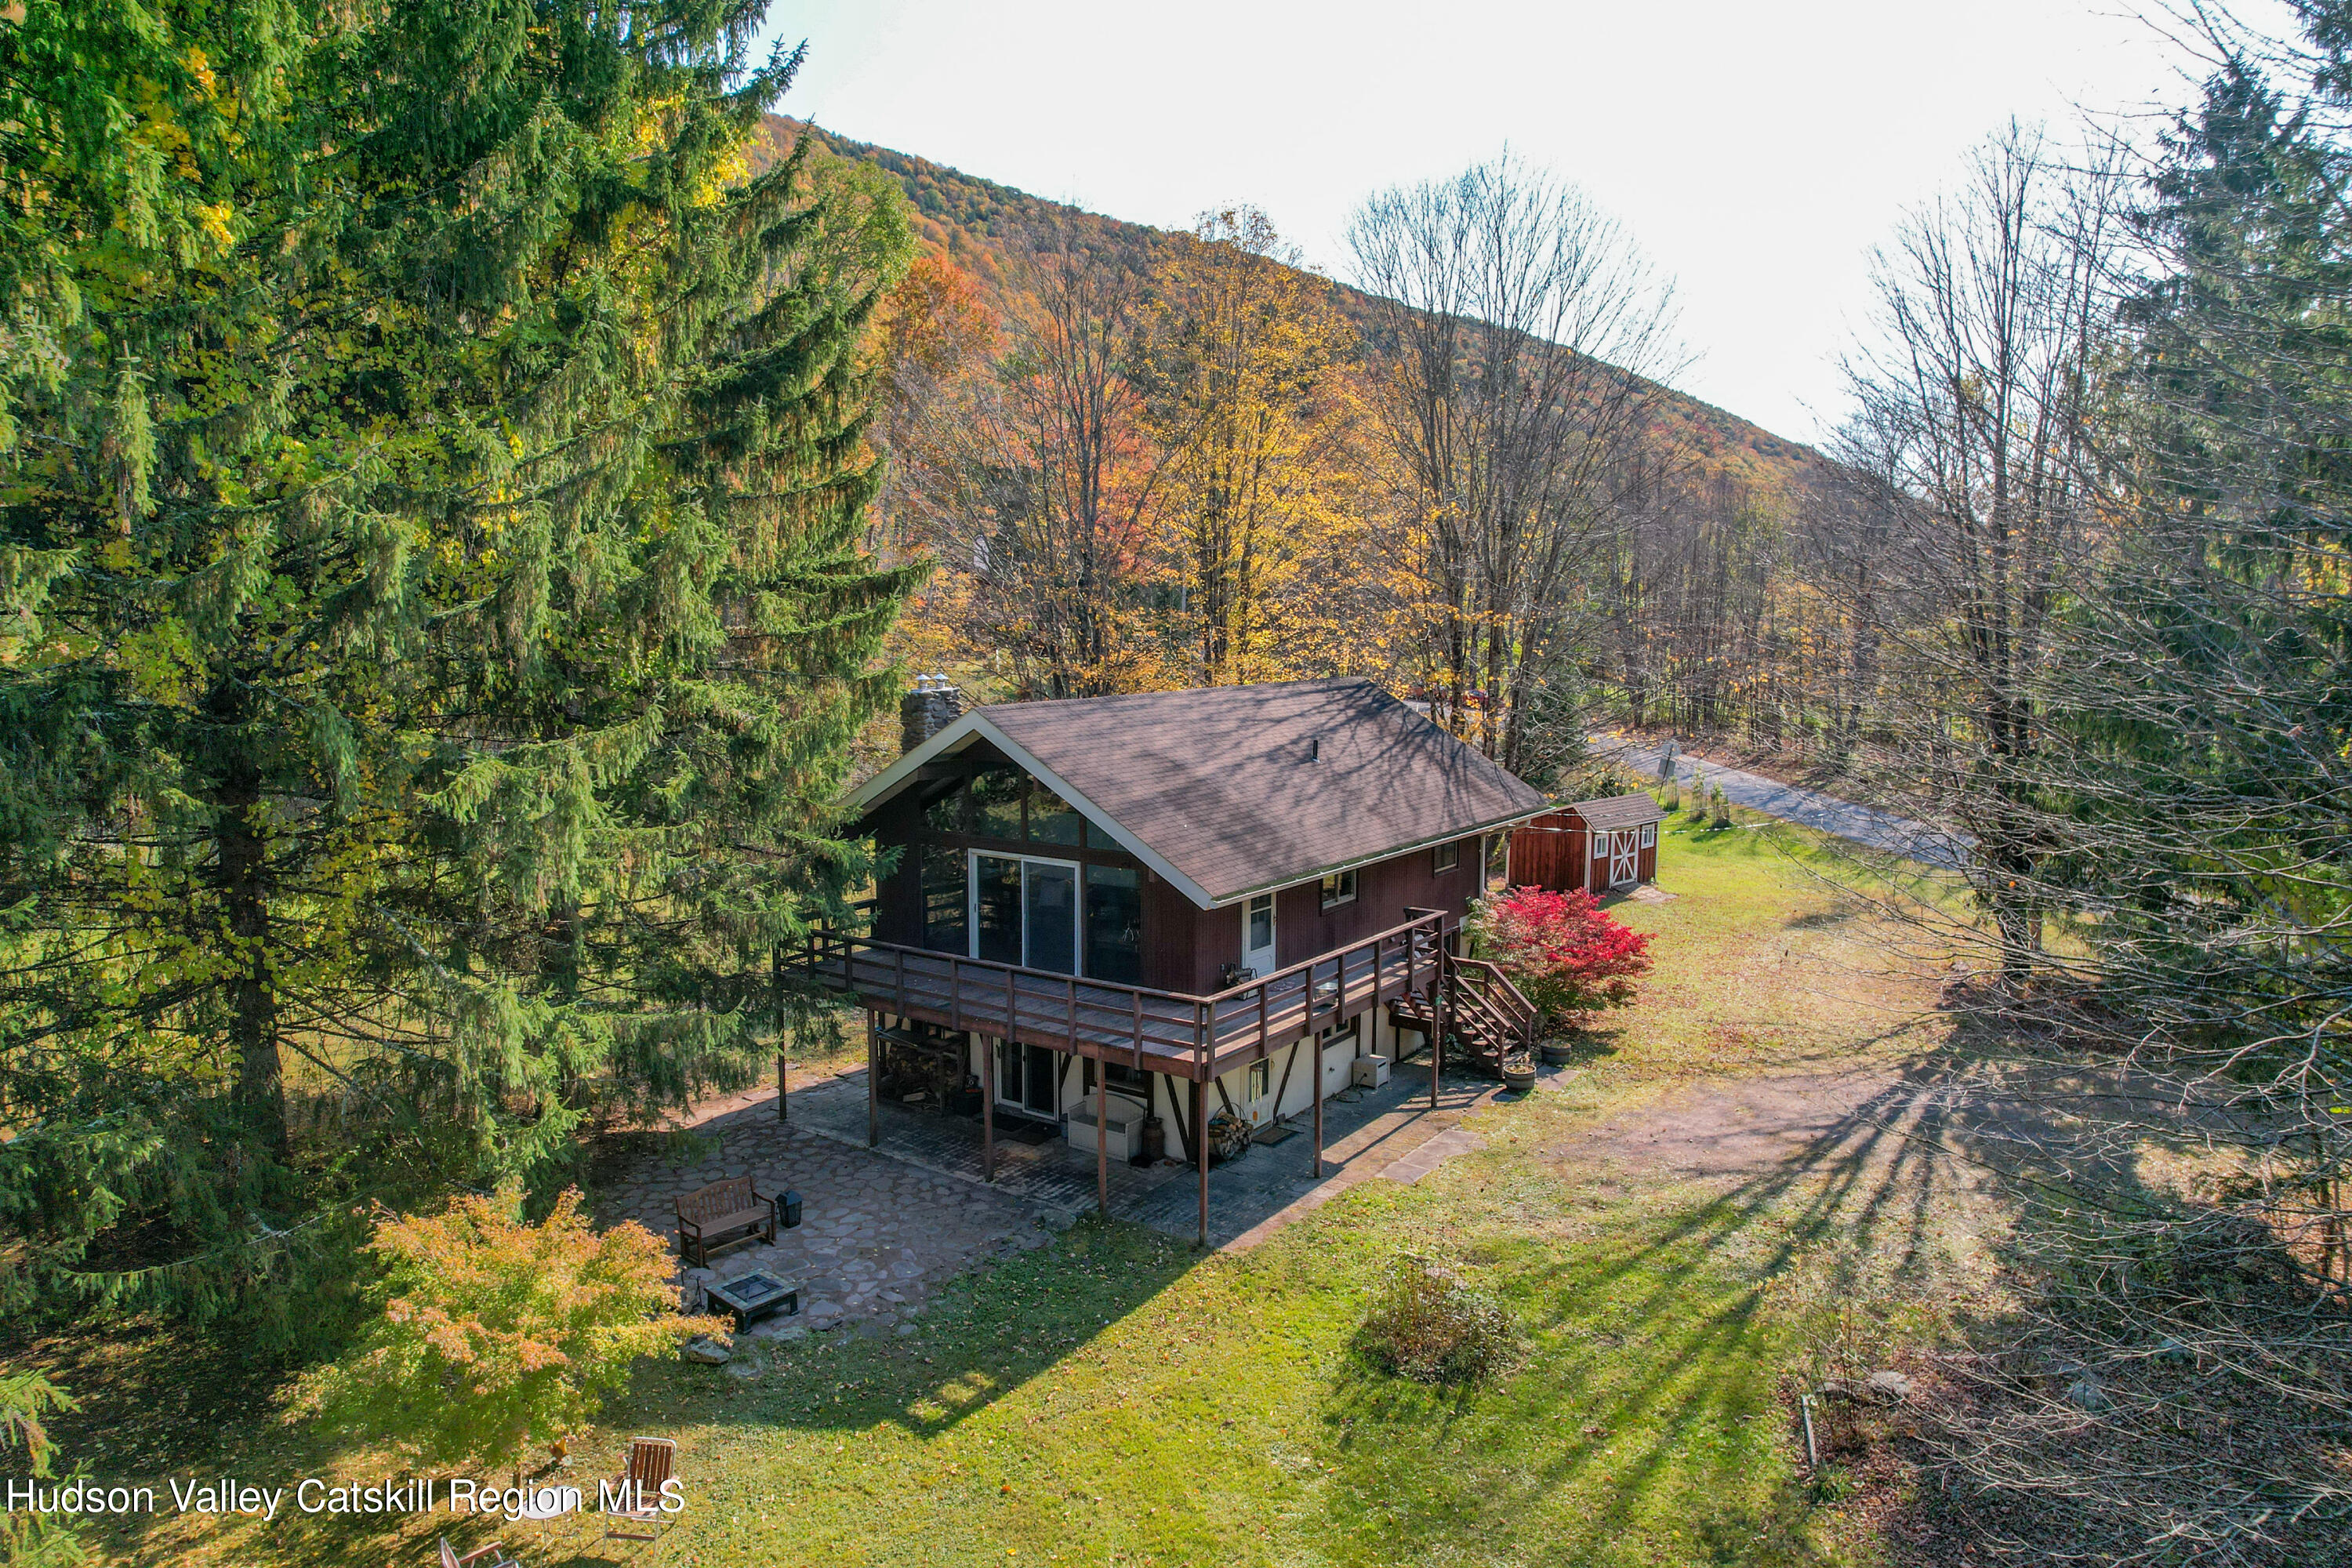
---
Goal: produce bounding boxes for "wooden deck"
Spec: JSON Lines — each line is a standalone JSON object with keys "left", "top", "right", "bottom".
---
{"left": 796, "top": 910, "right": 1446, "bottom": 1081}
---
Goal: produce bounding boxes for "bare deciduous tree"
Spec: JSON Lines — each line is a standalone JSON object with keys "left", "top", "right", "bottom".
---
{"left": 1348, "top": 155, "right": 1682, "bottom": 779}
{"left": 1839, "top": 123, "right": 2121, "bottom": 978}
{"left": 888, "top": 224, "right": 1163, "bottom": 697}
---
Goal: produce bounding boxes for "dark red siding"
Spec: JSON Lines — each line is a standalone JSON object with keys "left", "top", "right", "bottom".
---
{"left": 1143, "top": 874, "right": 1228, "bottom": 993}
{"left": 866, "top": 769, "right": 1491, "bottom": 996}
{"left": 1267, "top": 837, "right": 1480, "bottom": 971}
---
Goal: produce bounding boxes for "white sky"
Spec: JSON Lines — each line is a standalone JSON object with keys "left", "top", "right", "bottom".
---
{"left": 756, "top": 2, "right": 2254, "bottom": 447}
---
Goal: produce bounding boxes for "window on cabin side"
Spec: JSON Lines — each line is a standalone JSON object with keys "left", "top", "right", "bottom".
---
{"left": 1247, "top": 1059, "right": 1270, "bottom": 1102}
{"left": 1029, "top": 784, "right": 1084, "bottom": 847}
{"left": 920, "top": 844, "right": 967, "bottom": 953}
{"left": 1640, "top": 822, "right": 1657, "bottom": 848}
{"left": 1083, "top": 864, "right": 1142, "bottom": 985}
{"left": 1083, "top": 1058, "right": 1151, "bottom": 1098}
{"left": 968, "top": 768, "right": 1023, "bottom": 840}
{"left": 1319, "top": 869, "right": 1357, "bottom": 909}
{"left": 922, "top": 779, "right": 964, "bottom": 833}
{"left": 1432, "top": 840, "right": 1459, "bottom": 874}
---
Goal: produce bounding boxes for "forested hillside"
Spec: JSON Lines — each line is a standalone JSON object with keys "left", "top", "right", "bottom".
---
{"left": 768, "top": 118, "right": 1840, "bottom": 782}
{"left": 773, "top": 118, "right": 1822, "bottom": 499}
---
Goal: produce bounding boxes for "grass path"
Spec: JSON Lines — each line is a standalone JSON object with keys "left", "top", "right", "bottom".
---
{"left": 40, "top": 814, "right": 1989, "bottom": 1568}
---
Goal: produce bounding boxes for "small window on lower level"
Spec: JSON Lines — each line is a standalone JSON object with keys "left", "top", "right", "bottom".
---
{"left": 1432, "top": 840, "right": 1459, "bottom": 874}
{"left": 1083, "top": 1058, "right": 1152, "bottom": 1096}
{"left": 1319, "top": 869, "right": 1357, "bottom": 909}
{"left": 1247, "top": 1059, "right": 1271, "bottom": 1101}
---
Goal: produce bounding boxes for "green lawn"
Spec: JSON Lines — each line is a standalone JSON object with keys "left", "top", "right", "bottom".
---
{"left": 39, "top": 811, "right": 1957, "bottom": 1568}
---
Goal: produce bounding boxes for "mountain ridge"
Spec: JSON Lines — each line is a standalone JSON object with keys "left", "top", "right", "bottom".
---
{"left": 762, "top": 115, "right": 1830, "bottom": 503}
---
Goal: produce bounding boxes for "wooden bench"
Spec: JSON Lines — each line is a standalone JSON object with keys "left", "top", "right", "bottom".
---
{"left": 675, "top": 1176, "right": 775, "bottom": 1269}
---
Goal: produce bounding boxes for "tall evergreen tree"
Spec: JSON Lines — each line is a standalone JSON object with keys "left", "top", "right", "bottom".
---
{"left": 1879, "top": 21, "right": 2352, "bottom": 1560}
{"left": 0, "top": 0, "right": 914, "bottom": 1341}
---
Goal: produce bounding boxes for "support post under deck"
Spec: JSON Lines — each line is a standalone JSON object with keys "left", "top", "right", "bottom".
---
{"left": 1312, "top": 1031, "right": 1325, "bottom": 1179}
{"left": 1195, "top": 1076, "right": 1209, "bottom": 1249}
{"left": 866, "top": 1014, "right": 879, "bottom": 1147}
{"left": 1431, "top": 951, "right": 1446, "bottom": 1112}
{"left": 982, "top": 1038, "right": 996, "bottom": 1182}
{"left": 1096, "top": 1060, "right": 1109, "bottom": 1215}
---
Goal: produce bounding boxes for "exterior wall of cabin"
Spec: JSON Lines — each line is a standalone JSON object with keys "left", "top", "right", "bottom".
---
{"left": 868, "top": 756, "right": 1487, "bottom": 996}
{"left": 1142, "top": 876, "right": 1226, "bottom": 993}
{"left": 1267, "top": 834, "right": 1479, "bottom": 972}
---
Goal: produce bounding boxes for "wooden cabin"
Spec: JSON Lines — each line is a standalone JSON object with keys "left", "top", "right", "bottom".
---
{"left": 789, "top": 677, "right": 1548, "bottom": 1242}
{"left": 1508, "top": 793, "right": 1664, "bottom": 895}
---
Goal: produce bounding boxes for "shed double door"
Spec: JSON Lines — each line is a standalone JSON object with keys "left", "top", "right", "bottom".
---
{"left": 1607, "top": 831, "right": 1639, "bottom": 887}
{"left": 1591, "top": 829, "right": 1638, "bottom": 891}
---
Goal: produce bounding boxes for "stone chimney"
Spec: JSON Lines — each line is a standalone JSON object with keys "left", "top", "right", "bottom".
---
{"left": 900, "top": 673, "right": 962, "bottom": 753}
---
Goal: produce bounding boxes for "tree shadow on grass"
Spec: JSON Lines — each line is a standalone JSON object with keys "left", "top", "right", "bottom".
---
{"left": 1309, "top": 1043, "right": 2178, "bottom": 1566}
{"left": 659, "top": 1215, "right": 1199, "bottom": 1441}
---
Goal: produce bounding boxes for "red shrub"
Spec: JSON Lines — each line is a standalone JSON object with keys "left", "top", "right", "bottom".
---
{"left": 1463, "top": 886, "right": 1653, "bottom": 1024}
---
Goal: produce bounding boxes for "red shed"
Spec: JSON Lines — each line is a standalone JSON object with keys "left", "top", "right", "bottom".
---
{"left": 1508, "top": 793, "right": 1664, "bottom": 895}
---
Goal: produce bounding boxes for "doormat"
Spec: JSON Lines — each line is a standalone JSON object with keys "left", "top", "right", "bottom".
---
{"left": 1000, "top": 1120, "right": 1056, "bottom": 1145}
{"left": 1252, "top": 1122, "right": 1299, "bottom": 1146}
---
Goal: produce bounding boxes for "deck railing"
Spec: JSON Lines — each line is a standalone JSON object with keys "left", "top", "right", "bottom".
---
{"left": 795, "top": 909, "right": 1447, "bottom": 1082}
{"left": 1446, "top": 955, "right": 1541, "bottom": 1051}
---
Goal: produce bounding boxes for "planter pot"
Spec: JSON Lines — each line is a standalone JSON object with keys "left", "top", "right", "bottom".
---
{"left": 1538, "top": 1041, "right": 1577, "bottom": 1067}
{"left": 1501, "top": 1058, "right": 1538, "bottom": 1093}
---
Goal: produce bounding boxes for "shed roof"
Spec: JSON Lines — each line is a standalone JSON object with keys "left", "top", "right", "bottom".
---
{"left": 852, "top": 678, "right": 1548, "bottom": 908}
{"left": 1569, "top": 793, "right": 1667, "bottom": 830}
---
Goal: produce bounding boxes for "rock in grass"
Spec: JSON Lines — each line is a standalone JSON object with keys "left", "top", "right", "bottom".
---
{"left": 1865, "top": 1370, "right": 1912, "bottom": 1403}
{"left": 2064, "top": 1374, "right": 2110, "bottom": 1411}
{"left": 681, "top": 1334, "right": 733, "bottom": 1365}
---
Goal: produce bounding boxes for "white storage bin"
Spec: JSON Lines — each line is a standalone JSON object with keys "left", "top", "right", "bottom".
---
{"left": 1351, "top": 1055, "right": 1392, "bottom": 1089}
{"left": 1066, "top": 1094, "right": 1149, "bottom": 1160}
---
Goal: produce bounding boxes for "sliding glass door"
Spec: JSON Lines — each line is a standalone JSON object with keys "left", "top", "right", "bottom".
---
{"left": 1024, "top": 862, "right": 1077, "bottom": 975}
{"left": 969, "top": 852, "right": 1079, "bottom": 975}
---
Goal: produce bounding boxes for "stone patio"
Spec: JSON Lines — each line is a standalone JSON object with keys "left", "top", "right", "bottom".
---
{"left": 595, "top": 1116, "right": 1058, "bottom": 1343}
{"left": 596, "top": 1051, "right": 1531, "bottom": 1342}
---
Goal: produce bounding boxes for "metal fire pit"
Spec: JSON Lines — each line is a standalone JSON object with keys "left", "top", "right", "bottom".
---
{"left": 703, "top": 1269, "right": 800, "bottom": 1330}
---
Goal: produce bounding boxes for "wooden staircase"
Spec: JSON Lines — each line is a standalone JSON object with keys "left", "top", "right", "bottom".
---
{"left": 1388, "top": 950, "right": 1540, "bottom": 1078}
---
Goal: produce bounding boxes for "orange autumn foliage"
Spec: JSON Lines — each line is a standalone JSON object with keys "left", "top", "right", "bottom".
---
{"left": 295, "top": 1187, "right": 725, "bottom": 1472}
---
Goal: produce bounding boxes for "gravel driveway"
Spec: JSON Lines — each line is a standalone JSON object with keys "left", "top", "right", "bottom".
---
{"left": 1592, "top": 734, "right": 1971, "bottom": 868}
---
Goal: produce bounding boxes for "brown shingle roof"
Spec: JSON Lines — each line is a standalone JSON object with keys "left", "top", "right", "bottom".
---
{"left": 975, "top": 678, "right": 1546, "bottom": 905}
{"left": 1570, "top": 793, "right": 1666, "bottom": 830}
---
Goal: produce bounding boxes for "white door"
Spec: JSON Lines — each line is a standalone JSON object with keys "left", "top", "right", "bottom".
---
{"left": 1610, "top": 831, "right": 1638, "bottom": 887}
{"left": 1241, "top": 892, "right": 1277, "bottom": 978}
